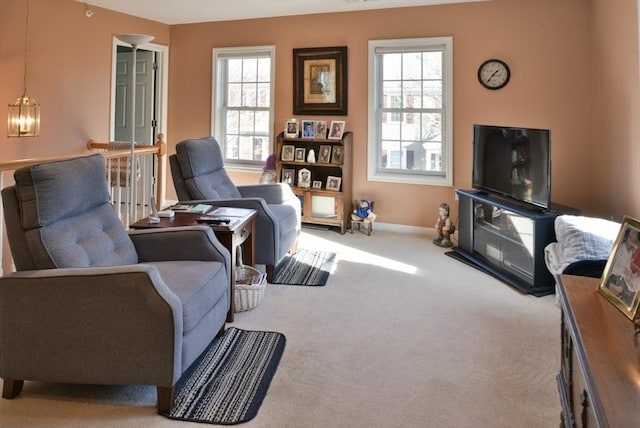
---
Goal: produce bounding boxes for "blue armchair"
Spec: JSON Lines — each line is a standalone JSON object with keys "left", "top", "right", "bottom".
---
{"left": 0, "top": 154, "right": 231, "bottom": 413}
{"left": 170, "top": 136, "right": 301, "bottom": 280}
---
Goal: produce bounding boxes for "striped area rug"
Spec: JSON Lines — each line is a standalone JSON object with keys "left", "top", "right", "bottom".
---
{"left": 272, "top": 249, "right": 336, "bottom": 286}
{"left": 165, "top": 328, "right": 286, "bottom": 425}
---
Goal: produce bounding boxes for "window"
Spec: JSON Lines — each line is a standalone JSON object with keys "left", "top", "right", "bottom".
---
{"left": 368, "top": 37, "right": 453, "bottom": 186}
{"left": 212, "top": 46, "right": 275, "bottom": 169}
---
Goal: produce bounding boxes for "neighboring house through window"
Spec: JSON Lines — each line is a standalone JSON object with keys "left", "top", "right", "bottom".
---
{"left": 212, "top": 46, "right": 275, "bottom": 169}
{"left": 368, "top": 37, "right": 453, "bottom": 185}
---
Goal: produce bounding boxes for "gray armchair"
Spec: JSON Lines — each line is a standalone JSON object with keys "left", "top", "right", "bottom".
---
{"left": 0, "top": 154, "right": 231, "bottom": 414}
{"left": 170, "top": 136, "right": 301, "bottom": 280}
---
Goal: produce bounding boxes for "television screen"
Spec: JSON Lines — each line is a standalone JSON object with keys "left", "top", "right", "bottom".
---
{"left": 472, "top": 124, "right": 551, "bottom": 209}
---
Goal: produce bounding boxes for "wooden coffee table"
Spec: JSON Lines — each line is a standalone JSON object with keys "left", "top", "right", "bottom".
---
{"left": 130, "top": 207, "right": 257, "bottom": 322}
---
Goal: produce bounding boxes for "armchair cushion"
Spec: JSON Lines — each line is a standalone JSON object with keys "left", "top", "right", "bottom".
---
{"left": 13, "top": 154, "right": 138, "bottom": 269}
{"left": 174, "top": 137, "right": 241, "bottom": 200}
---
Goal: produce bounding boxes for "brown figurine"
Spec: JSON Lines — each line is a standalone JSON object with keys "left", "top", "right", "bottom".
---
{"left": 434, "top": 202, "right": 455, "bottom": 247}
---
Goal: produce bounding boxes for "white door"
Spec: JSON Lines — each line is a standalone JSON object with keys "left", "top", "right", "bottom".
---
{"left": 114, "top": 49, "right": 155, "bottom": 145}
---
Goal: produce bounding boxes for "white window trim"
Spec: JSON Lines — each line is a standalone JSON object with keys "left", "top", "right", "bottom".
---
{"left": 211, "top": 45, "right": 276, "bottom": 171}
{"left": 367, "top": 37, "right": 453, "bottom": 186}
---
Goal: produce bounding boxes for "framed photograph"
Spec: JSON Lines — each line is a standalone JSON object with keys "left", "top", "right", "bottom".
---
{"left": 281, "top": 145, "right": 295, "bottom": 162}
{"left": 328, "top": 120, "right": 345, "bottom": 140}
{"left": 298, "top": 168, "right": 311, "bottom": 188}
{"left": 301, "top": 120, "right": 316, "bottom": 138}
{"left": 598, "top": 216, "right": 640, "bottom": 320}
{"left": 294, "top": 147, "right": 306, "bottom": 162}
{"left": 315, "top": 120, "right": 327, "bottom": 139}
{"left": 281, "top": 169, "right": 295, "bottom": 186}
{"left": 318, "top": 145, "right": 331, "bottom": 163}
{"left": 312, "top": 180, "right": 322, "bottom": 189}
{"left": 284, "top": 119, "right": 298, "bottom": 138}
{"left": 331, "top": 145, "right": 344, "bottom": 164}
{"left": 293, "top": 46, "right": 348, "bottom": 115}
{"left": 326, "top": 176, "right": 341, "bottom": 191}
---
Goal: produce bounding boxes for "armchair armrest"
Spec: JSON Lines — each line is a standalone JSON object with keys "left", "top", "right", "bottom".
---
{"left": 129, "top": 225, "right": 231, "bottom": 266}
{"left": 237, "top": 183, "right": 297, "bottom": 205}
{"left": 0, "top": 265, "right": 183, "bottom": 386}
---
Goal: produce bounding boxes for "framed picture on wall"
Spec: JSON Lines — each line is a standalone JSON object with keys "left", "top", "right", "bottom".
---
{"left": 293, "top": 46, "right": 348, "bottom": 115}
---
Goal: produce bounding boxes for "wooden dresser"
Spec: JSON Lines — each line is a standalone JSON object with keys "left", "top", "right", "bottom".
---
{"left": 557, "top": 275, "right": 640, "bottom": 427}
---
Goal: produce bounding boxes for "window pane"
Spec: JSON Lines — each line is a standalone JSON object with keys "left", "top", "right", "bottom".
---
{"left": 257, "top": 83, "right": 270, "bottom": 107}
{"left": 255, "top": 111, "right": 269, "bottom": 134}
{"left": 242, "top": 58, "right": 257, "bottom": 81}
{"left": 402, "top": 81, "right": 421, "bottom": 109}
{"left": 382, "top": 53, "right": 401, "bottom": 80}
{"left": 382, "top": 81, "right": 401, "bottom": 104}
{"left": 228, "top": 83, "right": 242, "bottom": 107}
{"left": 257, "top": 58, "right": 270, "bottom": 82}
{"left": 242, "top": 83, "right": 257, "bottom": 107}
{"left": 225, "top": 135, "right": 239, "bottom": 159}
{"left": 402, "top": 53, "right": 421, "bottom": 80}
{"left": 239, "top": 110, "right": 255, "bottom": 134}
{"left": 423, "top": 81, "right": 442, "bottom": 108}
{"left": 228, "top": 59, "right": 242, "bottom": 83}
{"left": 422, "top": 52, "right": 442, "bottom": 79}
{"left": 226, "top": 110, "right": 239, "bottom": 134}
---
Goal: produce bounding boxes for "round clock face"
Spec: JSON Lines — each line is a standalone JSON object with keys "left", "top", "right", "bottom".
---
{"left": 478, "top": 59, "right": 510, "bottom": 90}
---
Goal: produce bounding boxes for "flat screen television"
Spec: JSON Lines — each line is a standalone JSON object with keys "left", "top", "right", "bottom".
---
{"left": 472, "top": 124, "right": 551, "bottom": 210}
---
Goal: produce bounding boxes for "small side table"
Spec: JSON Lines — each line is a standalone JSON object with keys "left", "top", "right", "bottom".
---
{"left": 130, "top": 207, "right": 257, "bottom": 322}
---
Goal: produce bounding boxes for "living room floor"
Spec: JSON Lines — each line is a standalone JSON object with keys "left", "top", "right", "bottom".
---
{"left": 0, "top": 227, "right": 561, "bottom": 428}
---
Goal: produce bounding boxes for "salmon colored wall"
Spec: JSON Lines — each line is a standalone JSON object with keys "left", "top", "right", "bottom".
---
{"left": 591, "top": 0, "right": 640, "bottom": 220}
{"left": 1, "top": 0, "right": 638, "bottom": 228}
{"left": 168, "top": 0, "right": 593, "bottom": 227}
{"left": 0, "top": 0, "right": 169, "bottom": 160}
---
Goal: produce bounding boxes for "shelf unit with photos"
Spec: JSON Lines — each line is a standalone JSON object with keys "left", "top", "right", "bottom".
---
{"left": 275, "top": 131, "right": 352, "bottom": 234}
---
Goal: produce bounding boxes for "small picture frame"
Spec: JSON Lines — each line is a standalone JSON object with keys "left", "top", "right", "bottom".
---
{"left": 315, "top": 121, "right": 327, "bottom": 139}
{"left": 328, "top": 120, "right": 345, "bottom": 140}
{"left": 331, "top": 145, "right": 344, "bottom": 164}
{"left": 326, "top": 176, "right": 341, "bottom": 191}
{"left": 312, "top": 180, "right": 322, "bottom": 189}
{"left": 284, "top": 119, "right": 299, "bottom": 138}
{"left": 318, "top": 145, "right": 332, "bottom": 163}
{"left": 294, "top": 147, "right": 306, "bottom": 162}
{"left": 298, "top": 168, "right": 311, "bottom": 188}
{"left": 301, "top": 120, "right": 316, "bottom": 138}
{"left": 281, "top": 168, "right": 295, "bottom": 186}
{"left": 598, "top": 215, "right": 640, "bottom": 320}
{"left": 281, "top": 145, "right": 295, "bottom": 162}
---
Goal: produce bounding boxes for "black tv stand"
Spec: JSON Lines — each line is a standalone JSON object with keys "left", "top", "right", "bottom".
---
{"left": 451, "top": 189, "right": 564, "bottom": 296}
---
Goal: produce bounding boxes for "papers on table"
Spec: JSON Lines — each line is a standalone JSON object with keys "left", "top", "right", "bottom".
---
{"left": 171, "top": 204, "right": 213, "bottom": 214}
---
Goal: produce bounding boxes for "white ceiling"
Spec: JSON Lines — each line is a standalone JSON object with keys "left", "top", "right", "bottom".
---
{"left": 82, "top": 0, "right": 486, "bottom": 25}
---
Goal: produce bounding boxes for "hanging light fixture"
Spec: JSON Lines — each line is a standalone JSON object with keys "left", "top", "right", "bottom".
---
{"left": 8, "top": 0, "right": 40, "bottom": 137}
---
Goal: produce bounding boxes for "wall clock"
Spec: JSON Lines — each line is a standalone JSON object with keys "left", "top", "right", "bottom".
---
{"left": 477, "top": 59, "right": 510, "bottom": 90}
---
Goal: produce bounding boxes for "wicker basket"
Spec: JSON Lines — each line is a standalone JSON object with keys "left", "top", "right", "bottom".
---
{"left": 234, "top": 265, "right": 267, "bottom": 312}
